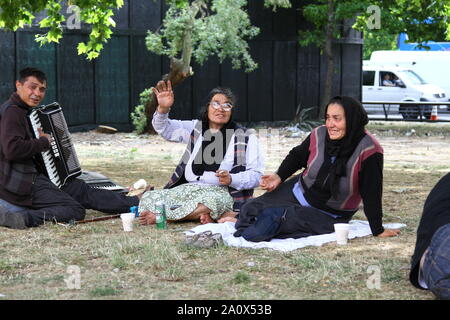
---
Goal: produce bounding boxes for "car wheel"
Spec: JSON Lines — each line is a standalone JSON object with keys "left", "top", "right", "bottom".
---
{"left": 400, "top": 104, "right": 419, "bottom": 120}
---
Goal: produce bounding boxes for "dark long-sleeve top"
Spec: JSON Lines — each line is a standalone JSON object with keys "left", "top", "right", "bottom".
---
{"left": 410, "top": 172, "right": 450, "bottom": 289}
{"left": 276, "top": 131, "right": 385, "bottom": 236}
{"left": 0, "top": 93, "right": 50, "bottom": 205}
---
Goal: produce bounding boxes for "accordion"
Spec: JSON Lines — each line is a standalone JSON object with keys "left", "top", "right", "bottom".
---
{"left": 77, "top": 171, "right": 129, "bottom": 194}
{"left": 28, "top": 102, "right": 128, "bottom": 193}
{"left": 28, "top": 102, "right": 82, "bottom": 187}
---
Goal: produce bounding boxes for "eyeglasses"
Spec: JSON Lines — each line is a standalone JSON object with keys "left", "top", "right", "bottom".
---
{"left": 210, "top": 101, "right": 233, "bottom": 112}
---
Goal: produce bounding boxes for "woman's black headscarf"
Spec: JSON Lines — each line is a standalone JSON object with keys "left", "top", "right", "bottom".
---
{"left": 324, "top": 96, "right": 369, "bottom": 198}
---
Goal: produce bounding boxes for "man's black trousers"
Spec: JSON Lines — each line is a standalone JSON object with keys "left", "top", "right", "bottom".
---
{"left": 19, "top": 174, "right": 139, "bottom": 227}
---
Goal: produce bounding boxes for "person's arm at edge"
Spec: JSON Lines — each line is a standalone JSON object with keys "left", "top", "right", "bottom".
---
{"left": 359, "top": 152, "right": 385, "bottom": 236}
{"left": 359, "top": 153, "right": 400, "bottom": 238}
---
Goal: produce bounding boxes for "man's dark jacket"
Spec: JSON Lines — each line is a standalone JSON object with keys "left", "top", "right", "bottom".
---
{"left": 0, "top": 93, "right": 50, "bottom": 206}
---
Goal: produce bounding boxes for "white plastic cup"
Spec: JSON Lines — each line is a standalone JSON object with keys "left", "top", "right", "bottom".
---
{"left": 334, "top": 223, "right": 350, "bottom": 245}
{"left": 120, "top": 213, "right": 135, "bottom": 232}
{"left": 133, "top": 179, "right": 147, "bottom": 190}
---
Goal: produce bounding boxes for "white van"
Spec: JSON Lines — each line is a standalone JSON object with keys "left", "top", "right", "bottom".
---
{"left": 370, "top": 50, "right": 450, "bottom": 99}
{"left": 362, "top": 63, "right": 448, "bottom": 120}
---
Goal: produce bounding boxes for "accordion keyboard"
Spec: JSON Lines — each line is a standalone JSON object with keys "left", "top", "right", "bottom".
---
{"left": 28, "top": 102, "right": 81, "bottom": 188}
{"left": 78, "top": 171, "right": 129, "bottom": 194}
{"left": 29, "top": 111, "right": 62, "bottom": 187}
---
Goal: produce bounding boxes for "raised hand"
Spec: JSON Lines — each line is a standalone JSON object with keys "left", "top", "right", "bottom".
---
{"left": 152, "top": 80, "right": 174, "bottom": 113}
{"left": 260, "top": 173, "right": 282, "bottom": 192}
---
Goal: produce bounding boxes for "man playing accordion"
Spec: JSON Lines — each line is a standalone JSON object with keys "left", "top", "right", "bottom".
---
{"left": 0, "top": 67, "right": 139, "bottom": 229}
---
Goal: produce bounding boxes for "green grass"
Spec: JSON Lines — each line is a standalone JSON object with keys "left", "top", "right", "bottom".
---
{"left": 1, "top": 130, "right": 449, "bottom": 300}
{"left": 233, "top": 271, "right": 251, "bottom": 284}
{"left": 89, "top": 286, "right": 120, "bottom": 298}
{"left": 367, "top": 121, "right": 450, "bottom": 136}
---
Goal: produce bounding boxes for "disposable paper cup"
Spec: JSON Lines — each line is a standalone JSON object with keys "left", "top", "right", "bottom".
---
{"left": 133, "top": 179, "right": 147, "bottom": 190}
{"left": 334, "top": 223, "right": 350, "bottom": 245}
{"left": 120, "top": 213, "right": 135, "bottom": 232}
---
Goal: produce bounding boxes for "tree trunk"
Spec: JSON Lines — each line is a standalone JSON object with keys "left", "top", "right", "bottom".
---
{"left": 321, "top": 0, "right": 335, "bottom": 118}
{"left": 143, "top": 2, "right": 200, "bottom": 134}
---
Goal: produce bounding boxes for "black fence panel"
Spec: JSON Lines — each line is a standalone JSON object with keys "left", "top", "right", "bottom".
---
{"left": 341, "top": 43, "right": 363, "bottom": 102}
{"left": 129, "top": 35, "right": 162, "bottom": 115}
{"left": 248, "top": 0, "right": 273, "bottom": 40}
{"left": 297, "top": 44, "right": 321, "bottom": 111}
{"left": 248, "top": 40, "right": 274, "bottom": 122}
{"left": 0, "top": 31, "right": 15, "bottom": 101}
{"left": 16, "top": 32, "right": 57, "bottom": 105}
{"left": 95, "top": 36, "right": 130, "bottom": 124}
{"left": 273, "top": 41, "right": 297, "bottom": 121}
{"left": 220, "top": 60, "right": 248, "bottom": 122}
{"left": 0, "top": 0, "right": 362, "bottom": 130}
{"left": 192, "top": 57, "right": 221, "bottom": 118}
{"left": 57, "top": 34, "right": 95, "bottom": 126}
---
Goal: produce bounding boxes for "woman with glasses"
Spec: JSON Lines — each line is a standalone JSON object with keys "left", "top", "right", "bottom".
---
{"left": 137, "top": 80, "right": 264, "bottom": 225}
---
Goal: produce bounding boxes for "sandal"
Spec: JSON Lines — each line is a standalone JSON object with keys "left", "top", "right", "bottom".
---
{"left": 211, "top": 233, "right": 223, "bottom": 246}
{"left": 192, "top": 231, "right": 223, "bottom": 248}
{"left": 184, "top": 231, "right": 211, "bottom": 246}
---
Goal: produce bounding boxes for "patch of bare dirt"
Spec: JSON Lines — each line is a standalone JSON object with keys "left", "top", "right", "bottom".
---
{"left": 70, "top": 129, "right": 450, "bottom": 172}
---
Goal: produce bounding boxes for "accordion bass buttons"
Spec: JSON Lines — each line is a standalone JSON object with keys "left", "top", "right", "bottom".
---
{"left": 50, "top": 138, "right": 60, "bottom": 158}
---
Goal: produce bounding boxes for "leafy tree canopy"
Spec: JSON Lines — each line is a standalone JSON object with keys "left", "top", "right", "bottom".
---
{"left": 0, "top": 0, "right": 124, "bottom": 60}
{"left": 0, "top": 0, "right": 290, "bottom": 63}
{"left": 2, "top": 0, "right": 449, "bottom": 61}
{"left": 298, "top": 0, "right": 450, "bottom": 51}
{"left": 145, "top": 0, "right": 259, "bottom": 73}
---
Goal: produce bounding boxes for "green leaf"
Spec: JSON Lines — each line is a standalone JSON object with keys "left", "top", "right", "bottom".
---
{"left": 77, "top": 42, "right": 88, "bottom": 54}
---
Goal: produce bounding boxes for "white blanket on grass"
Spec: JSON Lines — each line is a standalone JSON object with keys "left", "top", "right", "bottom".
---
{"left": 186, "top": 220, "right": 406, "bottom": 252}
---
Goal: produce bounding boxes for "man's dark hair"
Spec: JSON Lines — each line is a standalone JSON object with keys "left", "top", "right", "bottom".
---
{"left": 18, "top": 67, "right": 47, "bottom": 84}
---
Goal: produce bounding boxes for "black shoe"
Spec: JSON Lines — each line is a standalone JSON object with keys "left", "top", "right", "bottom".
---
{"left": 0, "top": 206, "right": 27, "bottom": 229}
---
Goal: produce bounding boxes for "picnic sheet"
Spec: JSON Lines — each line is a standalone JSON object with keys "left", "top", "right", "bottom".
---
{"left": 185, "top": 220, "right": 406, "bottom": 252}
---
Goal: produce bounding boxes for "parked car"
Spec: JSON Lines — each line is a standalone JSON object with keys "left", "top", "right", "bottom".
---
{"left": 362, "top": 63, "right": 448, "bottom": 120}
